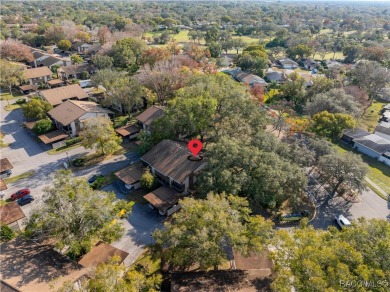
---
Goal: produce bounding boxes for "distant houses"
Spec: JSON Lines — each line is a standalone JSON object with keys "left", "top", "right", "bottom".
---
{"left": 229, "top": 68, "right": 267, "bottom": 86}
{"left": 277, "top": 58, "right": 299, "bottom": 69}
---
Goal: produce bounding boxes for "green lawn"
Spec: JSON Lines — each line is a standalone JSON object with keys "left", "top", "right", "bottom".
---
{"left": 113, "top": 115, "right": 129, "bottom": 129}
{"left": 333, "top": 143, "right": 390, "bottom": 196}
{"left": 313, "top": 51, "right": 344, "bottom": 60}
{"left": 357, "top": 101, "right": 388, "bottom": 132}
{"left": 3, "top": 104, "right": 20, "bottom": 111}
{"left": 0, "top": 90, "right": 23, "bottom": 101}
{"left": 47, "top": 143, "right": 82, "bottom": 155}
{"left": 4, "top": 170, "right": 35, "bottom": 184}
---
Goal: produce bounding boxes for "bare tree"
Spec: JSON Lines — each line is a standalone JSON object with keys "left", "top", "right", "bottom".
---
{"left": 350, "top": 61, "right": 390, "bottom": 103}
{"left": 136, "top": 58, "right": 192, "bottom": 105}
{"left": 60, "top": 20, "right": 78, "bottom": 41}
{"left": 0, "top": 39, "right": 33, "bottom": 62}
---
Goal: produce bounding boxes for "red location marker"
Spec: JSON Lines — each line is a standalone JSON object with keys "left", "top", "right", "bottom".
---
{"left": 188, "top": 139, "right": 203, "bottom": 157}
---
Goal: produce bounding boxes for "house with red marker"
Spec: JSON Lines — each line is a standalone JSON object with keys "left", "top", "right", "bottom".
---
{"left": 140, "top": 139, "right": 206, "bottom": 215}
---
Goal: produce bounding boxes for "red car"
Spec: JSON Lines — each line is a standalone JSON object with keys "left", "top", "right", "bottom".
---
{"left": 11, "top": 189, "right": 30, "bottom": 201}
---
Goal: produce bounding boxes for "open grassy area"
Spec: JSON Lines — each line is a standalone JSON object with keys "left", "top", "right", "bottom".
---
{"left": 313, "top": 51, "right": 344, "bottom": 60}
{"left": 4, "top": 170, "right": 36, "bottom": 184}
{"left": 3, "top": 104, "right": 20, "bottom": 111}
{"left": 0, "top": 90, "right": 23, "bottom": 101}
{"left": 47, "top": 143, "right": 82, "bottom": 155}
{"left": 333, "top": 143, "right": 390, "bottom": 196}
{"left": 357, "top": 100, "right": 388, "bottom": 132}
{"left": 171, "top": 29, "right": 191, "bottom": 42}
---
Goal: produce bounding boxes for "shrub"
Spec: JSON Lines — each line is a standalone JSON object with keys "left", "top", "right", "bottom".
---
{"left": 73, "top": 157, "right": 85, "bottom": 167}
{"left": 15, "top": 98, "right": 26, "bottom": 105}
{"left": 32, "top": 118, "right": 55, "bottom": 135}
{"left": 0, "top": 224, "right": 15, "bottom": 242}
{"left": 90, "top": 176, "right": 105, "bottom": 190}
{"left": 140, "top": 168, "right": 157, "bottom": 190}
{"left": 65, "top": 136, "right": 83, "bottom": 147}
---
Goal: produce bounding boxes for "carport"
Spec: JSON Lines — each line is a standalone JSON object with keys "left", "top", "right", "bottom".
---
{"left": 144, "top": 186, "right": 181, "bottom": 216}
{"left": 38, "top": 130, "right": 69, "bottom": 147}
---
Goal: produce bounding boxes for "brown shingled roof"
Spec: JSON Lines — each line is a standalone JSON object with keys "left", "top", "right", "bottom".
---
{"left": 115, "top": 124, "right": 140, "bottom": 137}
{"left": 136, "top": 106, "right": 165, "bottom": 127}
{"left": 38, "top": 130, "right": 69, "bottom": 144}
{"left": 0, "top": 158, "right": 13, "bottom": 172}
{"left": 78, "top": 242, "right": 129, "bottom": 268}
{"left": 23, "top": 66, "right": 52, "bottom": 79}
{"left": 48, "top": 100, "right": 112, "bottom": 126}
{"left": 0, "top": 202, "right": 25, "bottom": 225}
{"left": 144, "top": 186, "right": 181, "bottom": 213}
{"left": 141, "top": 140, "right": 205, "bottom": 184}
{"left": 40, "top": 84, "right": 89, "bottom": 106}
{"left": 58, "top": 63, "right": 93, "bottom": 76}
{"left": 0, "top": 179, "right": 7, "bottom": 191}
{"left": 115, "top": 163, "right": 144, "bottom": 185}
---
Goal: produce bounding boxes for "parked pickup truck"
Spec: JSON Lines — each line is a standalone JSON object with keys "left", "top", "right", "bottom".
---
{"left": 279, "top": 210, "right": 309, "bottom": 223}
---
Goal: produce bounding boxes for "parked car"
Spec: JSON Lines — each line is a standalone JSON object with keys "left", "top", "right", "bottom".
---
{"left": 17, "top": 195, "right": 35, "bottom": 206}
{"left": 88, "top": 175, "right": 98, "bottom": 184}
{"left": 0, "top": 169, "right": 12, "bottom": 179}
{"left": 335, "top": 215, "right": 351, "bottom": 229}
{"left": 11, "top": 189, "right": 30, "bottom": 201}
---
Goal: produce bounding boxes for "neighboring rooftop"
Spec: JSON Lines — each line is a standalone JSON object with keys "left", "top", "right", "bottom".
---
{"left": 136, "top": 106, "right": 165, "bottom": 127}
{"left": 58, "top": 63, "right": 94, "bottom": 76}
{"left": 141, "top": 139, "right": 205, "bottom": 184}
{"left": 0, "top": 158, "right": 13, "bottom": 172}
{"left": 48, "top": 100, "right": 112, "bottom": 126}
{"left": 232, "top": 69, "right": 266, "bottom": 85}
{"left": 38, "top": 130, "right": 69, "bottom": 144}
{"left": 0, "top": 179, "right": 7, "bottom": 191}
{"left": 354, "top": 134, "right": 390, "bottom": 154}
{"left": 0, "top": 202, "right": 25, "bottom": 225}
{"left": 115, "top": 124, "right": 140, "bottom": 137}
{"left": 35, "top": 55, "right": 64, "bottom": 67}
{"left": 39, "top": 84, "right": 89, "bottom": 106}
{"left": 115, "top": 163, "right": 144, "bottom": 185}
{"left": 277, "top": 58, "right": 299, "bottom": 66}
{"left": 342, "top": 128, "right": 371, "bottom": 140}
{"left": 23, "top": 66, "right": 52, "bottom": 79}
{"left": 143, "top": 186, "right": 181, "bottom": 213}
{"left": 375, "top": 121, "right": 390, "bottom": 136}
{"left": 78, "top": 242, "right": 129, "bottom": 268}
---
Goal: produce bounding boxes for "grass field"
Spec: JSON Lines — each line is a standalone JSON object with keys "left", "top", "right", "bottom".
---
{"left": 4, "top": 170, "right": 35, "bottom": 184}
{"left": 0, "top": 90, "right": 23, "bottom": 101}
{"left": 333, "top": 143, "right": 390, "bottom": 196}
{"left": 357, "top": 101, "right": 388, "bottom": 132}
{"left": 47, "top": 143, "right": 82, "bottom": 155}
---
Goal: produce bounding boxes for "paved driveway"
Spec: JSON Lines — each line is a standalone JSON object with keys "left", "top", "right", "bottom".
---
{"left": 101, "top": 183, "right": 164, "bottom": 267}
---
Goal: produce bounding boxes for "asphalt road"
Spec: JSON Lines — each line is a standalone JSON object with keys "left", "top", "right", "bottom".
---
{"left": 308, "top": 176, "right": 389, "bottom": 229}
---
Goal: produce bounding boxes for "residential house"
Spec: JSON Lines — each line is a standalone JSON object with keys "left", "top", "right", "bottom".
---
{"left": 277, "top": 58, "right": 299, "bottom": 69}
{"left": 0, "top": 202, "right": 26, "bottom": 231}
{"left": 265, "top": 68, "right": 287, "bottom": 83}
{"left": 85, "top": 43, "right": 102, "bottom": 56}
{"left": 115, "top": 124, "right": 140, "bottom": 140}
{"left": 230, "top": 68, "right": 267, "bottom": 86}
{"left": 353, "top": 134, "right": 390, "bottom": 166}
{"left": 71, "top": 42, "right": 93, "bottom": 54}
{"left": 115, "top": 163, "right": 144, "bottom": 190}
{"left": 0, "top": 179, "right": 7, "bottom": 196}
{"left": 136, "top": 105, "right": 165, "bottom": 132}
{"left": 22, "top": 66, "right": 52, "bottom": 86}
{"left": 39, "top": 84, "right": 89, "bottom": 107}
{"left": 78, "top": 242, "right": 129, "bottom": 268}
{"left": 140, "top": 139, "right": 206, "bottom": 195}
{"left": 31, "top": 49, "right": 72, "bottom": 68}
{"left": 0, "top": 158, "right": 13, "bottom": 178}
{"left": 326, "top": 60, "right": 342, "bottom": 69}
{"left": 48, "top": 100, "right": 113, "bottom": 137}
{"left": 303, "top": 59, "right": 321, "bottom": 71}
{"left": 375, "top": 122, "right": 390, "bottom": 141}
{"left": 0, "top": 237, "right": 87, "bottom": 292}
{"left": 341, "top": 128, "right": 370, "bottom": 146}
{"left": 57, "top": 63, "right": 96, "bottom": 81}
{"left": 144, "top": 186, "right": 182, "bottom": 216}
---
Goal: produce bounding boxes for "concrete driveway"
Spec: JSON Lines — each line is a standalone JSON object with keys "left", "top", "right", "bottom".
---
{"left": 101, "top": 183, "right": 164, "bottom": 267}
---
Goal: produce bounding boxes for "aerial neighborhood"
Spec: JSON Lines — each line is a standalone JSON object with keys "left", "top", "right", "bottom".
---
{"left": 0, "top": 1, "right": 389, "bottom": 291}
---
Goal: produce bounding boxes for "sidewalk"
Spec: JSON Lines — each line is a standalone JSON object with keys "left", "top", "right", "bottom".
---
{"left": 365, "top": 177, "right": 388, "bottom": 200}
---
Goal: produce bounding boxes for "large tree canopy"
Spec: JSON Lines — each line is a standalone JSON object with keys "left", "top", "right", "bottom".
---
{"left": 25, "top": 170, "right": 132, "bottom": 258}
{"left": 153, "top": 193, "right": 274, "bottom": 270}
{"left": 272, "top": 218, "right": 390, "bottom": 292}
